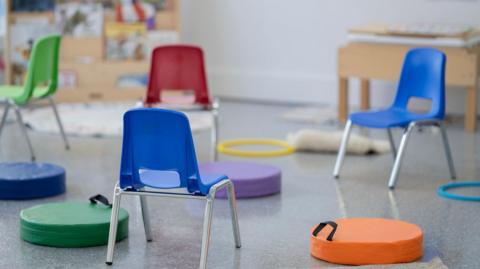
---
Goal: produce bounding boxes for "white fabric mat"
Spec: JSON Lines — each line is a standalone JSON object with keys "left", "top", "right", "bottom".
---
{"left": 287, "top": 129, "right": 391, "bottom": 155}
{"left": 22, "top": 102, "right": 213, "bottom": 137}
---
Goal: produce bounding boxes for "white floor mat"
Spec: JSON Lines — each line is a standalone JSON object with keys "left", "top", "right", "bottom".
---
{"left": 287, "top": 129, "right": 391, "bottom": 155}
{"left": 22, "top": 102, "right": 213, "bottom": 137}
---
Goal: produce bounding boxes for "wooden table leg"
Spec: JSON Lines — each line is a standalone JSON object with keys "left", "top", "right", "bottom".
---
{"left": 465, "top": 85, "right": 478, "bottom": 132}
{"left": 360, "top": 79, "right": 370, "bottom": 111}
{"left": 338, "top": 77, "right": 349, "bottom": 123}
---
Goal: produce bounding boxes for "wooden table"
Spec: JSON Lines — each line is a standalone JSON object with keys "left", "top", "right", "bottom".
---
{"left": 338, "top": 28, "right": 480, "bottom": 132}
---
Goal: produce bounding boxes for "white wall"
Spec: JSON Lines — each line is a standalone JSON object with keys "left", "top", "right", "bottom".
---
{"left": 180, "top": 0, "right": 480, "bottom": 114}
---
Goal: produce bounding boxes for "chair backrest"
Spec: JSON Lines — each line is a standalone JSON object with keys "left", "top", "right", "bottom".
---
{"left": 392, "top": 48, "right": 446, "bottom": 118}
{"left": 145, "top": 45, "right": 211, "bottom": 106}
{"left": 18, "top": 35, "right": 61, "bottom": 105}
{"left": 119, "top": 108, "right": 201, "bottom": 192}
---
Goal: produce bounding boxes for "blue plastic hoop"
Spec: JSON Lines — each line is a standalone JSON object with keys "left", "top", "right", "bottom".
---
{"left": 437, "top": 182, "right": 480, "bottom": 202}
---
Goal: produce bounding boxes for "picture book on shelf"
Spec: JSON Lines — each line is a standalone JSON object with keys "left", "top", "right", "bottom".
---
{"left": 105, "top": 22, "right": 147, "bottom": 61}
{"left": 117, "top": 73, "right": 148, "bottom": 88}
{"left": 0, "top": 0, "right": 6, "bottom": 36}
{"left": 55, "top": 2, "right": 103, "bottom": 37}
{"left": 10, "top": 19, "right": 58, "bottom": 83}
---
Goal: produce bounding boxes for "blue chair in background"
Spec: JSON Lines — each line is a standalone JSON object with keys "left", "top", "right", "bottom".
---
{"left": 106, "top": 108, "right": 241, "bottom": 268}
{"left": 333, "top": 48, "right": 456, "bottom": 189}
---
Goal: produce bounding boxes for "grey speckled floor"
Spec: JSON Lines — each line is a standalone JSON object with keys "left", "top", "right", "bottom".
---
{"left": 0, "top": 100, "right": 479, "bottom": 269}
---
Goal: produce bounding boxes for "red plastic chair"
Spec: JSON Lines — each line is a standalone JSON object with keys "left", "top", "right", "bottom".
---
{"left": 144, "top": 45, "right": 219, "bottom": 159}
{"left": 145, "top": 45, "right": 211, "bottom": 106}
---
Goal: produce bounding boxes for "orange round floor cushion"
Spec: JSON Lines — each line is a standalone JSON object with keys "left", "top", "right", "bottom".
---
{"left": 310, "top": 218, "right": 423, "bottom": 265}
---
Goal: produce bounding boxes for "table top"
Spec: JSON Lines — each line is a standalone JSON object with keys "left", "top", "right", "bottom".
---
{"left": 349, "top": 23, "right": 480, "bottom": 40}
{"left": 348, "top": 24, "right": 480, "bottom": 48}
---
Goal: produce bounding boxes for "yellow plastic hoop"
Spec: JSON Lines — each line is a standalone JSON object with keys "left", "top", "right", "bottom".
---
{"left": 217, "top": 139, "right": 295, "bottom": 158}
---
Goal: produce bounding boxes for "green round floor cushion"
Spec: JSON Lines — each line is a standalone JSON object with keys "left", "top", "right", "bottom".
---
{"left": 20, "top": 200, "right": 129, "bottom": 248}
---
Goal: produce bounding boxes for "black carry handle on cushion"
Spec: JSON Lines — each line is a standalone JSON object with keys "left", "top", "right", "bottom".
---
{"left": 89, "top": 194, "right": 112, "bottom": 207}
{"left": 312, "top": 221, "right": 338, "bottom": 241}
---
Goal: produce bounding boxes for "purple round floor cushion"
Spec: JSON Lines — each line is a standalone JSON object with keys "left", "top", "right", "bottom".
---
{"left": 199, "top": 161, "right": 281, "bottom": 198}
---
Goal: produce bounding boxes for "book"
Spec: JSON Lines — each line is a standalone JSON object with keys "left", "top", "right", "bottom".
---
{"left": 145, "top": 30, "right": 178, "bottom": 58}
{"left": 105, "top": 22, "right": 147, "bottom": 61}
{"left": 117, "top": 73, "right": 148, "bottom": 88}
{"left": 10, "top": 19, "right": 57, "bottom": 83}
{"left": 55, "top": 3, "right": 103, "bottom": 37}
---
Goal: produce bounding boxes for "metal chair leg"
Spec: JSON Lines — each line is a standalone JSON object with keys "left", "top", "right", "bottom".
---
{"left": 226, "top": 181, "right": 241, "bottom": 248}
{"left": 106, "top": 185, "right": 122, "bottom": 265}
{"left": 48, "top": 97, "right": 70, "bottom": 150}
{"left": 139, "top": 195, "right": 153, "bottom": 242}
{"left": 438, "top": 122, "right": 457, "bottom": 179}
{"left": 13, "top": 104, "right": 35, "bottom": 162}
{"left": 211, "top": 99, "right": 219, "bottom": 161}
{"left": 0, "top": 102, "right": 11, "bottom": 139}
{"left": 388, "top": 123, "right": 415, "bottom": 189}
{"left": 387, "top": 129, "right": 397, "bottom": 160}
{"left": 199, "top": 197, "right": 215, "bottom": 269}
{"left": 333, "top": 120, "right": 353, "bottom": 178}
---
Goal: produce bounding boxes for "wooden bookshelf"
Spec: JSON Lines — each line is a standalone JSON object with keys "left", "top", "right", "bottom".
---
{"left": 9, "top": 11, "right": 55, "bottom": 23}
{"left": 58, "top": 60, "right": 149, "bottom": 102}
{"left": 7, "top": 0, "right": 180, "bottom": 103}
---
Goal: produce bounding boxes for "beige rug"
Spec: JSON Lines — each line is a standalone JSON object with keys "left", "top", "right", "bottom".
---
{"left": 22, "top": 102, "right": 213, "bottom": 137}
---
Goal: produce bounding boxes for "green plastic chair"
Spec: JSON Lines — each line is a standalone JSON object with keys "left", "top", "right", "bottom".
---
{"left": 0, "top": 35, "right": 69, "bottom": 161}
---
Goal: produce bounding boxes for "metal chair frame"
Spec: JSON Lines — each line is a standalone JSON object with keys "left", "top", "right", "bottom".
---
{"left": 333, "top": 119, "right": 456, "bottom": 189}
{"left": 106, "top": 179, "right": 241, "bottom": 269}
{"left": 0, "top": 96, "right": 69, "bottom": 161}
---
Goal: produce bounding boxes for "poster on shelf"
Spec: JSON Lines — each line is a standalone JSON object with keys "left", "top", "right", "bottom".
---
{"left": 0, "top": 0, "right": 6, "bottom": 37}
{"left": 115, "top": 0, "right": 170, "bottom": 29}
{"left": 55, "top": 3, "right": 103, "bottom": 37}
{"left": 116, "top": 74, "right": 148, "bottom": 88}
{"left": 144, "top": 0, "right": 169, "bottom": 11}
{"left": 58, "top": 70, "right": 77, "bottom": 89}
{"left": 105, "top": 22, "right": 147, "bottom": 61}
{"left": 10, "top": 19, "right": 58, "bottom": 83}
{"left": 0, "top": 0, "right": 6, "bottom": 83}
{"left": 10, "top": 19, "right": 57, "bottom": 65}
{"left": 145, "top": 30, "right": 179, "bottom": 57}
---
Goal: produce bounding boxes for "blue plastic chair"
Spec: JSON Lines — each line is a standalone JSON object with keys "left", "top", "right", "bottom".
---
{"left": 333, "top": 48, "right": 456, "bottom": 189}
{"left": 105, "top": 108, "right": 241, "bottom": 268}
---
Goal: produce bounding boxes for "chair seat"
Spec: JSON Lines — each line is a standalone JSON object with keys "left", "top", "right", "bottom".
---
{"left": 139, "top": 169, "right": 227, "bottom": 195}
{"left": 198, "top": 173, "right": 228, "bottom": 195}
{"left": 349, "top": 108, "right": 440, "bottom": 128}
{"left": 0, "top": 85, "right": 49, "bottom": 104}
{"left": 139, "top": 170, "right": 181, "bottom": 189}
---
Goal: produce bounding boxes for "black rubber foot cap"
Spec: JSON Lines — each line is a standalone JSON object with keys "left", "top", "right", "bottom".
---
{"left": 334, "top": 175, "right": 339, "bottom": 179}
{"left": 106, "top": 262, "right": 113, "bottom": 265}
{"left": 147, "top": 239, "right": 153, "bottom": 242}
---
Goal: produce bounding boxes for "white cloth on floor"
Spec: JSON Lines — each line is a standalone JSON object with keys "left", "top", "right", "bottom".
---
{"left": 287, "top": 129, "right": 391, "bottom": 155}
